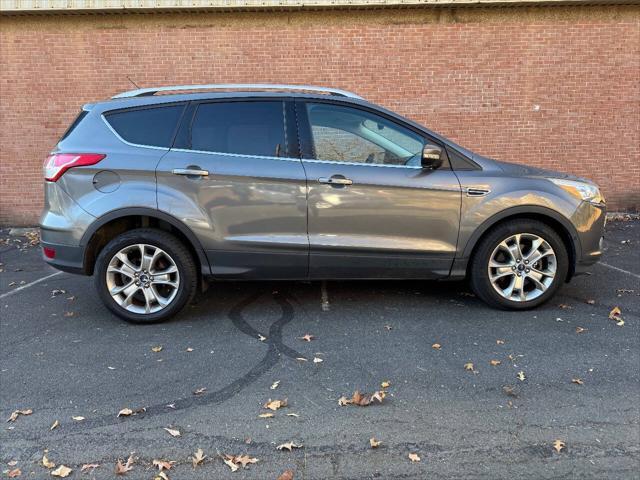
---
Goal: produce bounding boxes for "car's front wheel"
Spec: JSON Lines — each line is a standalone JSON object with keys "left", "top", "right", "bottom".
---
{"left": 94, "top": 229, "right": 197, "bottom": 323}
{"left": 470, "top": 220, "right": 569, "bottom": 310}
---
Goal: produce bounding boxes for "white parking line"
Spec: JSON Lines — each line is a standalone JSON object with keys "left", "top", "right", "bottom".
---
{"left": 0, "top": 271, "right": 62, "bottom": 299}
{"left": 321, "top": 281, "right": 330, "bottom": 311}
{"left": 599, "top": 262, "right": 640, "bottom": 280}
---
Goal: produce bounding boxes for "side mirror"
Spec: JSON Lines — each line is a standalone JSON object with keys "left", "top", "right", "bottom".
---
{"left": 422, "top": 145, "right": 443, "bottom": 170}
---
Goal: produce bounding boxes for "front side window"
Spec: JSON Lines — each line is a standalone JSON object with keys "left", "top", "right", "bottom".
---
{"left": 105, "top": 104, "right": 185, "bottom": 148}
{"left": 190, "top": 101, "right": 286, "bottom": 157}
{"left": 305, "top": 103, "right": 424, "bottom": 166}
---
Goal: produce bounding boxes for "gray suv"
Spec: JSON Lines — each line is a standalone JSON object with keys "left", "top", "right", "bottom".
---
{"left": 40, "top": 84, "right": 606, "bottom": 322}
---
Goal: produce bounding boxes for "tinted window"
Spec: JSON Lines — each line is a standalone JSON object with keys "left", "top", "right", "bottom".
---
{"left": 106, "top": 104, "right": 185, "bottom": 148}
{"left": 60, "top": 110, "right": 88, "bottom": 142}
{"left": 305, "top": 103, "right": 424, "bottom": 166}
{"left": 191, "top": 101, "right": 286, "bottom": 157}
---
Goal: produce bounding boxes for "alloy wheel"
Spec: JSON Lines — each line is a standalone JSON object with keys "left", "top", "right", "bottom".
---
{"left": 487, "top": 233, "right": 557, "bottom": 302}
{"left": 106, "top": 244, "right": 180, "bottom": 314}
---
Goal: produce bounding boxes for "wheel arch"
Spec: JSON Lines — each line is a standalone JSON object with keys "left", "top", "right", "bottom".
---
{"left": 461, "top": 206, "right": 580, "bottom": 281}
{"left": 80, "top": 208, "right": 210, "bottom": 276}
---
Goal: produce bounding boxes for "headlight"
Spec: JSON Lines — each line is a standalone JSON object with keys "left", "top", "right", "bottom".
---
{"left": 548, "top": 178, "right": 604, "bottom": 204}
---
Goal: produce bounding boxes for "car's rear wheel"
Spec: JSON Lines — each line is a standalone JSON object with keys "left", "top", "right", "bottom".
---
{"left": 95, "top": 229, "right": 197, "bottom": 323}
{"left": 470, "top": 220, "right": 569, "bottom": 310}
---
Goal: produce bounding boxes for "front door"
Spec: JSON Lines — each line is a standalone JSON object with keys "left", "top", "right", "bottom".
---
{"left": 156, "top": 99, "right": 309, "bottom": 279}
{"left": 297, "top": 100, "right": 461, "bottom": 279}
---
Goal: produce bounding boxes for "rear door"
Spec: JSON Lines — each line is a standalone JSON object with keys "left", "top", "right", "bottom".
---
{"left": 156, "top": 99, "right": 309, "bottom": 279}
{"left": 297, "top": 100, "right": 461, "bottom": 279}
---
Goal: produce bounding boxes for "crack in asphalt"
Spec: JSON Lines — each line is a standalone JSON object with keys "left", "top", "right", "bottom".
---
{"left": 18, "top": 291, "right": 303, "bottom": 439}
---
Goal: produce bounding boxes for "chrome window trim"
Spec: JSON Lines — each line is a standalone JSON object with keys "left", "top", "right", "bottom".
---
{"left": 302, "top": 158, "right": 423, "bottom": 170}
{"left": 171, "top": 147, "right": 301, "bottom": 163}
{"left": 101, "top": 114, "right": 172, "bottom": 151}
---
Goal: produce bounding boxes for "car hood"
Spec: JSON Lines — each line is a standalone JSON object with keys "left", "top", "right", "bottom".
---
{"left": 485, "top": 158, "right": 593, "bottom": 184}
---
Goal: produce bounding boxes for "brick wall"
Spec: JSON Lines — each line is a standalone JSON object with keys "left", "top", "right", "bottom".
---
{"left": 1, "top": 6, "right": 638, "bottom": 225}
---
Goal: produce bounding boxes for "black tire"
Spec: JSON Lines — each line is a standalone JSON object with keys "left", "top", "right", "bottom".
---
{"left": 469, "top": 219, "right": 569, "bottom": 310}
{"left": 94, "top": 228, "right": 197, "bottom": 323}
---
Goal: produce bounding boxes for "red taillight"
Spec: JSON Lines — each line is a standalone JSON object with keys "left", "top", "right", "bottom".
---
{"left": 43, "top": 153, "right": 106, "bottom": 182}
{"left": 43, "top": 247, "right": 56, "bottom": 259}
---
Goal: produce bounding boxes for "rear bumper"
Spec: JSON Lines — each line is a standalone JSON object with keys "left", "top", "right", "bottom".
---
{"left": 41, "top": 241, "right": 87, "bottom": 275}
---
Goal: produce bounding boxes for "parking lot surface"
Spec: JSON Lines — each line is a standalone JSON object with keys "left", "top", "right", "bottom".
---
{"left": 1, "top": 220, "right": 639, "bottom": 479}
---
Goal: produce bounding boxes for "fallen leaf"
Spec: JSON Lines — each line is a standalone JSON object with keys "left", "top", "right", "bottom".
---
{"left": 558, "top": 303, "right": 572, "bottom": 309}
{"left": 193, "top": 387, "right": 207, "bottom": 395}
{"left": 42, "top": 454, "right": 56, "bottom": 469}
{"left": 163, "top": 427, "right": 181, "bottom": 437}
{"left": 313, "top": 357, "right": 323, "bottom": 363}
{"left": 295, "top": 357, "right": 308, "bottom": 362}
{"left": 117, "top": 408, "right": 133, "bottom": 417}
{"left": 258, "top": 413, "right": 274, "bottom": 418}
{"left": 264, "top": 399, "right": 288, "bottom": 411}
{"left": 277, "top": 470, "right": 294, "bottom": 480}
{"left": 191, "top": 448, "right": 206, "bottom": 468}
{"left": 7, "top": 409, "right": 32, "bottom": 422}
{"left": 384, "top": 325, "right": 393, "bottom": 330}
{"left": 8, "top": 461, "right": 17, "bottom": 467}
{"left": 553, "top": 439, "right": 566, "bottom": 453}
{"left": 503, "top": 385, "right": 518, "bottom": 397}
{"left": 572, "top": 378, "right": 584, "bottom": 385}
{"left": 586, "top": 299, "right": 595, "bottom": 305}
{"left": 50, "top": 420, "right": 60, "bottom": 430}
{"left": 286, "top": 413, "right": 299, "bottom": 418}
{"left": 381, "top": 381, "right": 391, "bottom": 389}
{"left": 464, "top": 362, "right": 475, "bottom": 372}
{"left": 222, "top": 457, "right": 238, "bottom": 472}
{"left": 575, "top": 327, "right": 588, "bottom": 334}
{"left": 300, "top": 334, "right": 315, "bottom": 342}
{"left": 408, "top": 453, "right": 421, "bottom": 462}
{"left": 72, "top": 416, "right": 85, "bottom": 421}
{"left": 115, "top": 455, "right": 134, "bottom": 475}
{"left": 80, "top": 464, "right": 100, "bottom": 473}
{"left": 517, "top": 371, "right": 526, "bottom": 381}
{"left": 370, "top": 437, "right": 381, "bottom": 448}
{"left": 235, "top": 455, "right": 258, "bottom": 468}
{"left": 63, "top": 311, "right": 74, "bottom": 317}
{"left": 431, "top": 343, "right": 441, "bottom": 350}
{"left": 490, "top": 360, "right": 501, "bottom": 366}
{"left": 338, "top": 390, "right": 385, "bottom": 406}
{"left": 186, "top": 347, "right": 194, "bottom": 352}
{"left": 8, "top": 469, "right": 21, "bottom": 478}
{"left": 154, "top": 472, "right": 169, "bottom": 480}
{"left": 222, "top": 454, "right": 258, "bottom": 470}
{"left": 277, "top": 442, "right": 303, "bottom": 451}
{"left": 152, "top": 459, "right": 175, "bottom": 471}
{"left": 51, "top": 465, "right": 72, "bottom": 477}
{"left": 258, "top": 334, "right": 267, "bottom": 342}
{"left": 151, "top": 346, "right": 163, "bottom": 352}
{"left": 609, "top": 306, "right": 625, "bottom": 326}
{"left": 270, "top": 380, "right": 280, "bottom": 390}
{"left": 496, "top": 339, "right": 505, "bottom": 345}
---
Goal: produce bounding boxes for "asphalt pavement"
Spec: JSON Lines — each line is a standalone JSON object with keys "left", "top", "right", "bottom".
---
{"left": 1, "top": 220, "right": 639, "bottom": 479}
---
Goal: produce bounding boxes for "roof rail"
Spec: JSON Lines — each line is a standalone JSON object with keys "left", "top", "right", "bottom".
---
{"left": 111, "top": 84, "right": 363, "bottom": 100}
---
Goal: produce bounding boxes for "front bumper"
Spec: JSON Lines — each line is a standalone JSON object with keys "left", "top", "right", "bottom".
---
{"left": 571, "top": 200, "right": 606, "bottom": 276}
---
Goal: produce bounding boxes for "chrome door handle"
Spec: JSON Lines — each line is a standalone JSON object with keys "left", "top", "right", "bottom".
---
{"left": 172, "top": 168, "right": 209, "bottom": 177}
{"left": 318, "top": 176, "right": 353, "bottom": 186}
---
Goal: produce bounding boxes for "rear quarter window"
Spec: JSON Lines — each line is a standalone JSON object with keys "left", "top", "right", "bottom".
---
{"left": 105, "top": 104, "right": 185, "bottom": 148}
{"left": 59, "top": 110, "right": 89, "bottom": 142}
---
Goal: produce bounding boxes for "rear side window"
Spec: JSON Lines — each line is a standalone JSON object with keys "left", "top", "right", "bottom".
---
{"left": 190, "top": 101, "right": 286, "bottom": 157}
{"left": 59, "top": 110, "right": 89, "bottom": 142}
{"left": 105, "top": 104, "right": 185, "bottom": 148}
